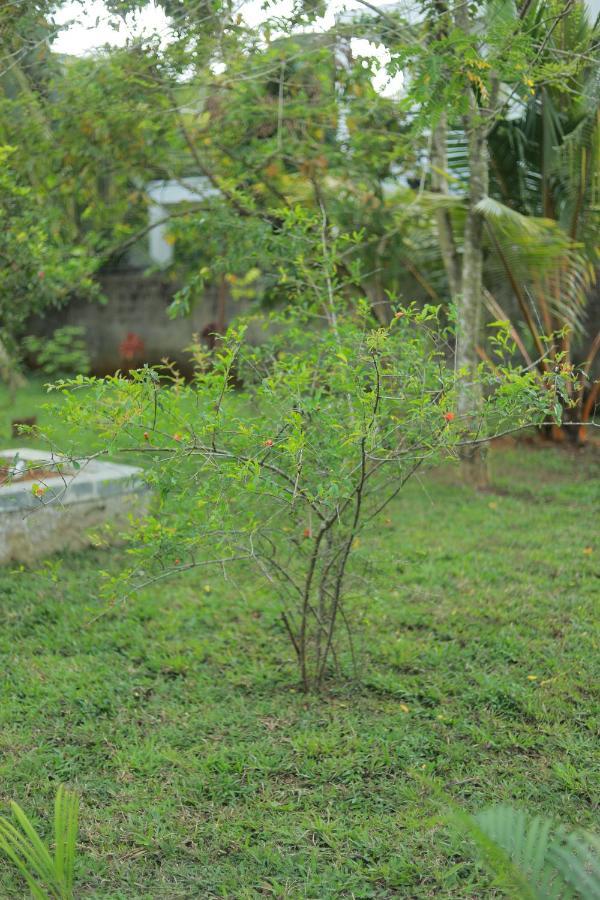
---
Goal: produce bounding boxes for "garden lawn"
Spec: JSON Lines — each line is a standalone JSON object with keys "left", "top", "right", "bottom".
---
{"left": 0, "top": 384, "right": 599, "bottom": 897}
{"left": 1, "top": 377, "right": 58, "bottom": 450}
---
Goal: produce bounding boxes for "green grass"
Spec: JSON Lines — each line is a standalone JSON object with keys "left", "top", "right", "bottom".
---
{"left": 0, "top": 382, "right": 599, "bottom": 897}
{"left": 1, "top": 376, "right": 58, "bottom": 450}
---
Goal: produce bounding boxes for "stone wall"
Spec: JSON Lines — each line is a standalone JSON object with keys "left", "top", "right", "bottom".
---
{"left": 28, "top": 269, "right": 600, "bottom": 379}
{"left": 29, "top": 271, "right": 247, "bottom": 375}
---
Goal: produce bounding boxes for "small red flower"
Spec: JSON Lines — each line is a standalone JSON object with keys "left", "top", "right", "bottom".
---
{"left": 303, "top": 528, "right": 312, "bottom": 539}
{"left": 174, "top": 558, "right": 181, "bottom": 565}
{"left": 444, "top": 412, "right": 455, "bottom": 422}
{"left": 264, "top": 439, "right": 274, "bottom": 447}
{"left": 143, "top": 431, "right": 149, "bottom": 441}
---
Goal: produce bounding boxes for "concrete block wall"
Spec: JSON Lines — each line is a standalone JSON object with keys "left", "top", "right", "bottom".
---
{"left": 28, "top": 272, "right": 250, "bottom": 376}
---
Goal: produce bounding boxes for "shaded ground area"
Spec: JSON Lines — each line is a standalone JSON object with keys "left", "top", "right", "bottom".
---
{"left": 0, "top": 383, "right": 599, "bottom": 897}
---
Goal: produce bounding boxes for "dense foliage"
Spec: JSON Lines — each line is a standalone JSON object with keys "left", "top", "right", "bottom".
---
{"left": 1, "top": 2, "right": 598, "bottom": 429}
{"left": 0, "top": 146, "right": 96, "bottom": 388}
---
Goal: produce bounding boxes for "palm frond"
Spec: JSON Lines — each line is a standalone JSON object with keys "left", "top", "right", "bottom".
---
{"left": 53, "top": 786, "right": 78, "bottom": 897}
{"left": 555, "top": 107, "right": 600, "bottom": 244}
{"left": 476, "top": 195, "right": 559, "bottom": 237}
{"left": 546, "top": 829, "right": 600, "bottom": 899}
{"left": 0, "top": 786, "right": 79, "bottom": 900}
{"left": 454, "top": 804, "right": 600, "bottom": 899}
{"left": 477, "top": 196, "right": 592, "bottom": 332}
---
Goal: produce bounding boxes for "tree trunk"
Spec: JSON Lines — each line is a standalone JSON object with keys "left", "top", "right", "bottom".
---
{"left": 431, "top": 112, "right": 461, "bottom": 300}
{"left": 430, "top": 3, "right": 461, "bottom": 303}
{"left": 0, "top": 336, "right": 25, "bottom": 403}
{"left": 456, "top": 95, "right": 490, "bottom": 488}
{"left": 452, "top": 0, "right": 490, "bottom": 488}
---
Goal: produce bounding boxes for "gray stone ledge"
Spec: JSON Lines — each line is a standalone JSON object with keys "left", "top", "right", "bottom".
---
{"left": 0, "top": 448, "right": 147, "bottom": 512}
{"left": 1, "top": 448, "right": 150, "bottom": 564}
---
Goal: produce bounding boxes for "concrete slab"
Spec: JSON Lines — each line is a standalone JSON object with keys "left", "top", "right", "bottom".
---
{"left": 0, "top": 448, "right": 149, "bottom": 564}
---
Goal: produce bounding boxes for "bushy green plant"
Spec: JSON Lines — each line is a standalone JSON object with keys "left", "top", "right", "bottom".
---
{"left": 455, "top": 804, "right": 600, "bottom": 899}
{"left": 0, "top": 785, "right": 79, "bottom": 900}
{"left": 50, "top": 298, "right": 570, "bottom": 691}
{"left": 23, "top": 327, "right": 90, "bottom": 379}
{"left": 0, "top": 146, "right": 96, "bottom": 394}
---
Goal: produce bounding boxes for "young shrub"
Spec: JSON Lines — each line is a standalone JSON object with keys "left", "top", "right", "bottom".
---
{"left": 49, "top": 301, "right": 568, "bottom": 692}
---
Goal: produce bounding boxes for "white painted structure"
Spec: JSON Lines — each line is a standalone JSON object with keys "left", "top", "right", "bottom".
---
{"left": 146, "top": 177, "right": 220, "bottom": 266}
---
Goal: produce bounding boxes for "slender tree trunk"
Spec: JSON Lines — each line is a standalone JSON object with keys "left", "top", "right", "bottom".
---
{"left": 0, "top": 336, "right": 25, "bottom": 402}
{"left": 455, "top": 93, "right": 490, "bottom": 488}
{"left": 428, "top": 2, "right": 490, "bottom": 487}
{"left": 431, "top": 112, "right": 461, "bottom": 300}
{"left": 452, "top": 0, "right": 491, "bottom": 488}
{"left": 217, "top": 277, "right": 227, "bottom": 333}
{"left": 430, "top": 4, "right": 461, "bottom": 302}
{"left": 458, "top": 102, "right": 488, "bottom": 383}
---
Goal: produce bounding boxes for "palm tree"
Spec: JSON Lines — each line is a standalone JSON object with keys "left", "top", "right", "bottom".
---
{"left": 485, "top": 0, "right": 600, "bottom": 441}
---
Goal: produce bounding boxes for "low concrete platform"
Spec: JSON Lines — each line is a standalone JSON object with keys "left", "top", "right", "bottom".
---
{"left": 0, "top": 448, "right": 149, "bottom": 564}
